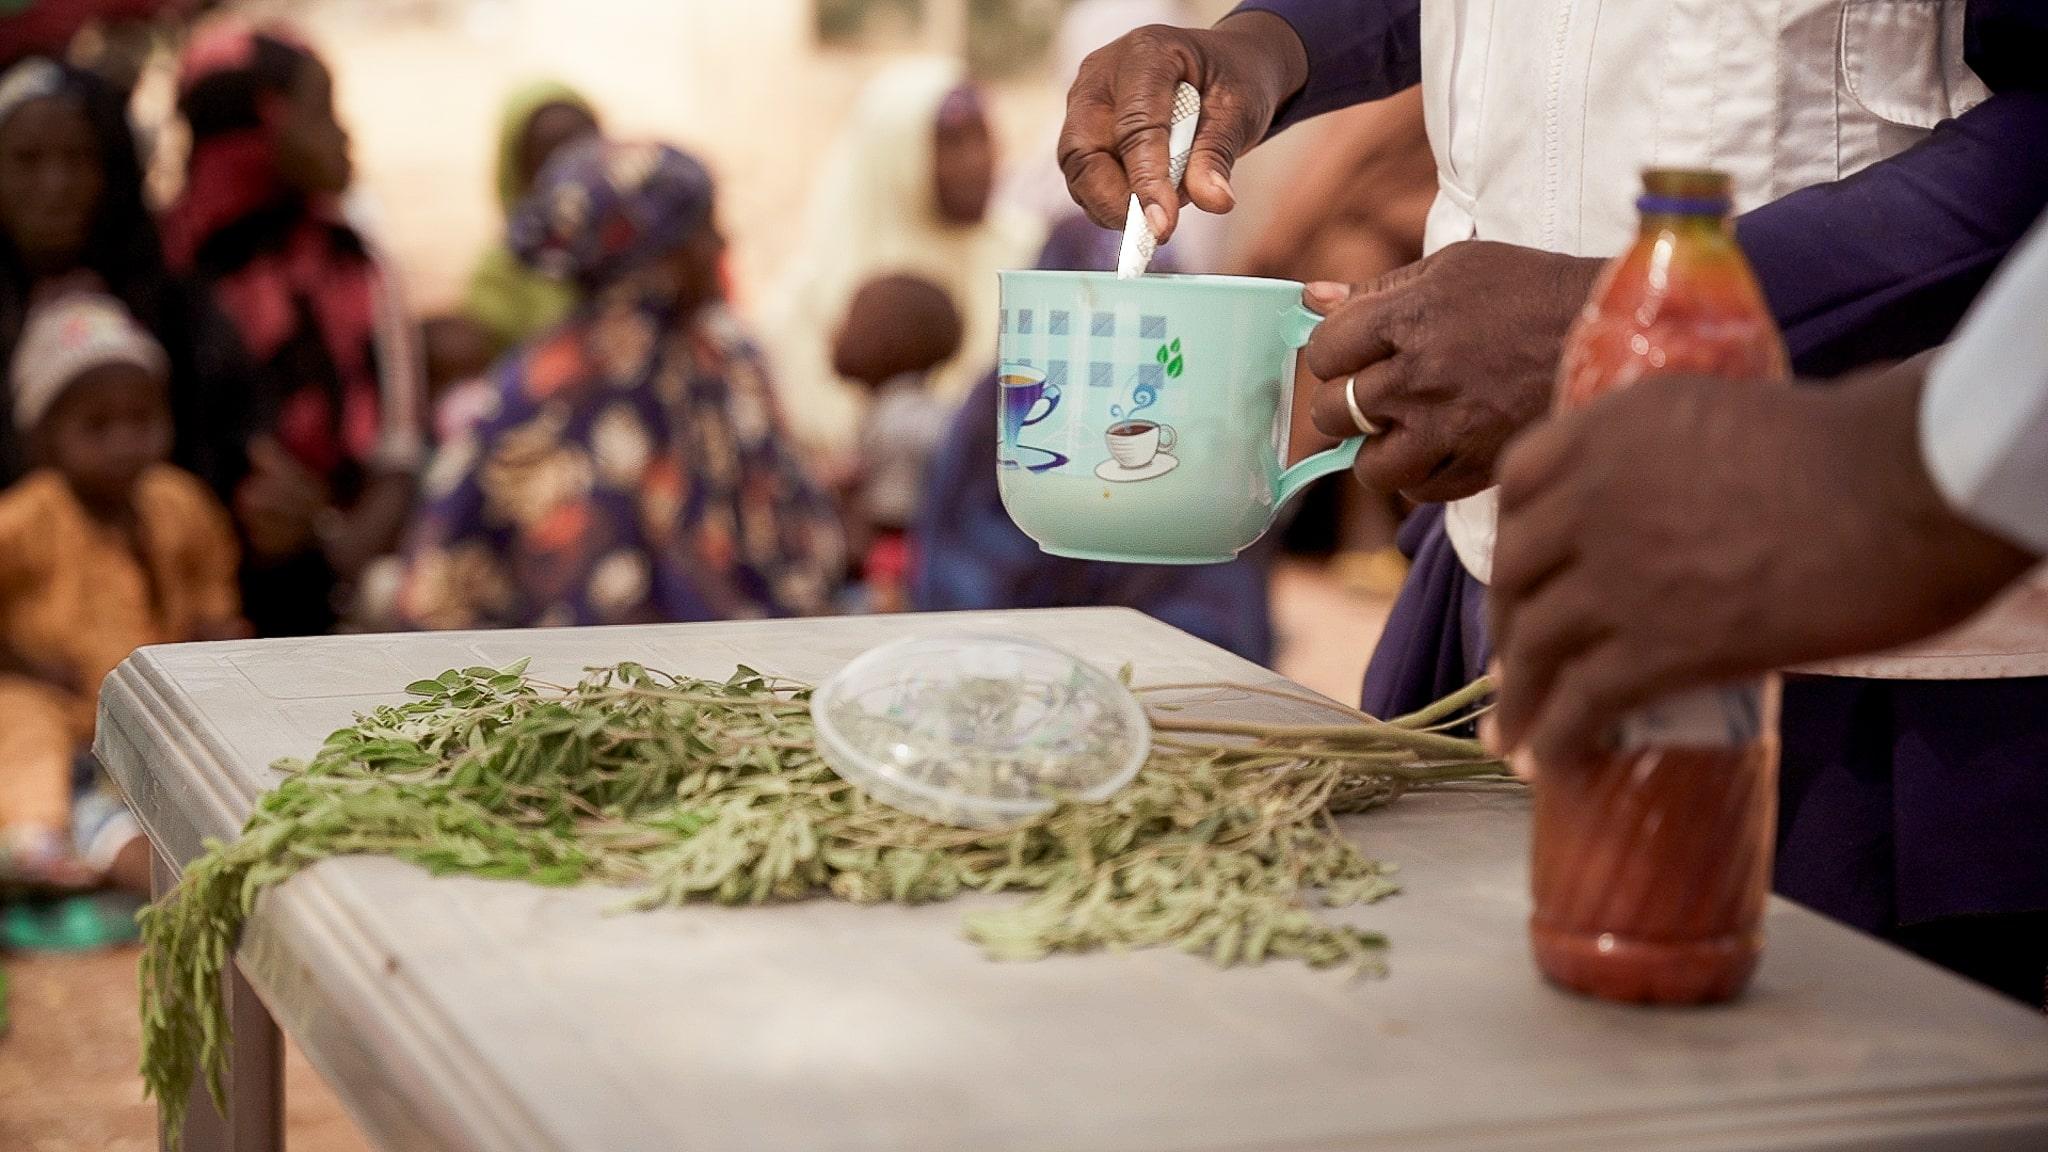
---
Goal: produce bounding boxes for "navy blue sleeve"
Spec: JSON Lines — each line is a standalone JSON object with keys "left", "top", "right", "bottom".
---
{"left": 1741, "top": 0, "right": 2048, "bottom": 375}
{"left": 1230, "top": 0, "right": 1423, "bottom": 135}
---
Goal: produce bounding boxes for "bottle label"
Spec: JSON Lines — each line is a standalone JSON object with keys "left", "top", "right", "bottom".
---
{"left": 1614, "top": 681, "right": 1766, "bottom": 751}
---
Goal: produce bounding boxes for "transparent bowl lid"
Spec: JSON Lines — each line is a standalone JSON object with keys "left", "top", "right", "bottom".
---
{"left": 811, "top": 635, "right": 1151, "bottom": 828}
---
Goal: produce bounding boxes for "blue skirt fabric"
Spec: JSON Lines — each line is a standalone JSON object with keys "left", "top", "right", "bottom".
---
{"left": 1360, "top": 504, "right": 1490, "bottom": 721}
{"left": 1367, "top": 510, "right": 2048, "bottom": 942}
{"left": 1778, "top": 675, "right": 2048, "bottom": 932}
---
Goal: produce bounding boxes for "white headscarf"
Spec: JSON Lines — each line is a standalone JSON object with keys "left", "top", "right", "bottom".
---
{"left": 11, "top": 292, "right": 168, "bottom": 432}
{"left": 759, "top": 58, "right": 1044, "bottom": 455}
{"left": 0, "top": 58, "right": 65, "bottom": 132}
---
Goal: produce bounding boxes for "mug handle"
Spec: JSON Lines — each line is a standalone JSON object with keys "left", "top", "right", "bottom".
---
{"left": 1025, "top": 382, "right": 1062, "bottom": 427}
{"left": 1156, "top": 423, "right": 1177, "bottom": 452}
{"left": 1277, "top": 301, "right": 1366, "bottom": 508}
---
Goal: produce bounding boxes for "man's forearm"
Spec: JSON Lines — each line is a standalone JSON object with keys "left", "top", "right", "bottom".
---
{"left": 1739, "top": 89, "right": 2048, "bottom": 376}
{"left": 1229, "top": 0, "right": 1423, "bottom": 135}
{"left": 1921, "top": 213, "right": 2048, "bottom": 557}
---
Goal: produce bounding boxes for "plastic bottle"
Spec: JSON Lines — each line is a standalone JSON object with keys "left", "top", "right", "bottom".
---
{"left": 1532, "top": 168, "right": 1788, "bottom": 1004}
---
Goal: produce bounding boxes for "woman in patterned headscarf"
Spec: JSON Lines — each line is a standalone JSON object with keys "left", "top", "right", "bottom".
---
{"left": 399, "top": 139, "right": 845, "bottom": 629}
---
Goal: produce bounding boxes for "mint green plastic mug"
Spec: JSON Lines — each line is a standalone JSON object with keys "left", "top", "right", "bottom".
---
{"left": 995, "top": 270, "right": 1363, "bottom": 564}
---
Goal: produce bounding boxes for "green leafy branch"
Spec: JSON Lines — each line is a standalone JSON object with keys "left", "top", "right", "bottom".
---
{"left": 139, "top": 662, "right": 1503, "bottom": 1147}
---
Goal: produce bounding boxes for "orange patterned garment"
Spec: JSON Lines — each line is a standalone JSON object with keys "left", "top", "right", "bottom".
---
{"left": 0, "top": 467, "right": 240, "bottom": 831}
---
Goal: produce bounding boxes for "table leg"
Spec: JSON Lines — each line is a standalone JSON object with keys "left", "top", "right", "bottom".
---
{"left": 152, "top": 849, "right": 284, "bottom": 1152}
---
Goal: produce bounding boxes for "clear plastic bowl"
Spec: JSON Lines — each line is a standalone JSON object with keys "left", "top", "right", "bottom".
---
{"left": 811, "top": 635, "right": 1151, "bottom": 828}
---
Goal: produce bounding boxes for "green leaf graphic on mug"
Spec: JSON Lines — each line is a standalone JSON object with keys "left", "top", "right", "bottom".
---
{"left": 1170, "top": 338, "right": 1181, "bottom": 354}
{"left": 1155, "top": 345, "right": 1169, "bottom": 364}
{"left": 1167, "top": 356, "right": 1184, "bottom": 378}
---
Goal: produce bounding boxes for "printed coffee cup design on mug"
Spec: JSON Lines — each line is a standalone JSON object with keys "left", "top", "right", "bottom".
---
{"left": 1098, "top": 419, "right": 1179, "bottom": 480}
{"left": 998, "top": 364, "right": 1066, "bottom": 471}
{"left": 995, "top": 269, "right": 1365, "bottom": 565}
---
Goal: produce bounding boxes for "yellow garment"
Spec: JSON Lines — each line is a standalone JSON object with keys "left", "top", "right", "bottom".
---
{"left": 759, "top": 58, "right": 1044, "bottom": 455}
{"left": 463, "top": 80, "right": 598, "bottom": 350}
{"left": 0, "top": 467, "right": 240, "bottom": 831}
{"left": 466, "top": 245, "right": 579, "bottom": 351}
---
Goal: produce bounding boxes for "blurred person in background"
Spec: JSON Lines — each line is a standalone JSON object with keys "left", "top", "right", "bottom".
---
{"left": 833, "top": 271, "right": 961, "bottom": 613}
{"left": 762, "top": 58, "right": 1041, "bottom": 459}
{"left": 463, "top": 78, "right": 601, "bottom": 354}
{"left": 0, "top": 0, "right": 204, "bottom": 70}
{"left": 399, "top": 140, "right": 844, "bottom": 630}
{"left": 0, "top": 54, "right": 246, "bottom": 495}
{"left": 912, "top": 214, "right": 1274, "bottom": 665}
{"left": 420, "top": 311, "right": 497, "bottom": 446}
{"left": 165, "top": 18, "right": 425, "bottom": 638}
{"left": 0, "top": 292, "right": 240, "bottom": 912}
{"left": 1238, "top": 89, "right": 1433, "bottom": 600}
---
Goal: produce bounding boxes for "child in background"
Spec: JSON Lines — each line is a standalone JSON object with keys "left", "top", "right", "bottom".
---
{"left": 832, "top": 274, "right": 962, "bottom": 613}
{"left": 421, "top": 314, "right": 499, "bottom": 447}
{"left": 345, "top": 315, "right": 499, "bottom": 632}
{"left": 0, "top": 292, "right": 244, "bottom": 895}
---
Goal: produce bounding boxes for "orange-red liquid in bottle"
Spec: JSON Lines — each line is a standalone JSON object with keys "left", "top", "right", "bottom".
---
{"left": 1532, "top": 169, "right": 1788, "bottom": 1004}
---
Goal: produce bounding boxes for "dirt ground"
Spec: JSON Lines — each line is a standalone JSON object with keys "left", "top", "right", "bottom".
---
{"left": 0, "top": 947, "right": 371, "bottom": 1152}
{"left": 0, "top": 560, "right": 1387, "bottom": 1151}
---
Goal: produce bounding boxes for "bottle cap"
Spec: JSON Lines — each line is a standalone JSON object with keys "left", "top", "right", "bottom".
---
{"left": 1639, "top": 168, "right": 1731, "bottom": 215}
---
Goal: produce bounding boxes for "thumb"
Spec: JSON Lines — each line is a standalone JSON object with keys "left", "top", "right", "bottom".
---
{"left": 1182, "top": 91, "right": 1262, "bottom": 216}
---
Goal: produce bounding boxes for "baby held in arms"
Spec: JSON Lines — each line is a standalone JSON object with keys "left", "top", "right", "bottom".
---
{"left": 833, "top": 273, "right": 963, "bottom": 613}
{"left": 0, "top": 292, "right": 246, "bottom": 893}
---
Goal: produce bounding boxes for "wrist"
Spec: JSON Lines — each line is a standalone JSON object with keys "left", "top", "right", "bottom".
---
{"left": 1215, "top": 10, "right": 1310, "bottom": 109}
{"left": 1844, "top": 364, "right": 2033, "bottom": 617}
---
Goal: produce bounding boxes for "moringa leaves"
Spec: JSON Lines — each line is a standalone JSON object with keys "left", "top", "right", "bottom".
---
{"left": 138, "top": 661, "right": 1503, "bottom": 1148}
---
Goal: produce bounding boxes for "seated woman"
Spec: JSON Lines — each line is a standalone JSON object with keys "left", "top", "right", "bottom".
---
{"left": 912, "top": 215, "right": 1274, "bottom": 665}
{"left": 463, "top": 79, "right": 601, "bottom": 353}
{"left": 165, "top": 19, "right": 426, "bottom": 638}
{"left": 399, "top": 140, "right": 845, "bottom": 629}
{"left": 0, "top": 55, "right": 245, "bottom": 497}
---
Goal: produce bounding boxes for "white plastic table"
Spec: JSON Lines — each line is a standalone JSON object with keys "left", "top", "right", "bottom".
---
{"left": 98, "top": 609, "right": 2048, "bottom": 1152}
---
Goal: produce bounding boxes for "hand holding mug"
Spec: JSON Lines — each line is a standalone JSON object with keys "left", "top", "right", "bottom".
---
{"left": 1303, "top": 241, "right": 1604, "bottom": 503}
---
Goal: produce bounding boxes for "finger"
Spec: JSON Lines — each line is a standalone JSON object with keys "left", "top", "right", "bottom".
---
{"left": 1302, "top": 289, "right": 1404, "bottom": 382}
{"left": 1109, "top": 50, "right": 1192, "bottom": 241}
{"left": 1496, "top": 413, "right": 1581, "bottom": 514}
{"left": 1302, "top": 281, "right": 1353, "bottom": 314}
{"left": 1488, "top": 480, "right": 1578, "bottom": 610}
{"left": 1322, "top": 360, "right": 1464, "bottom": 494}
{"left": 1354, "top": 415, "right": 1458, "bottom": 494}
{"left": 1182, "top": 89, "right": 1261, "bottom": 215}
{"left": 1518, "top": 643, "right": 1646, "bottom": 770}
{"left": 1492, "top": 579, "right": 1609, "bottom": 756}
{"left": 1308, "top": 359, "right": 1396, "bottom": 440}
{"left": 1058, "top": 73, "right": 1133, "bottom": 229}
